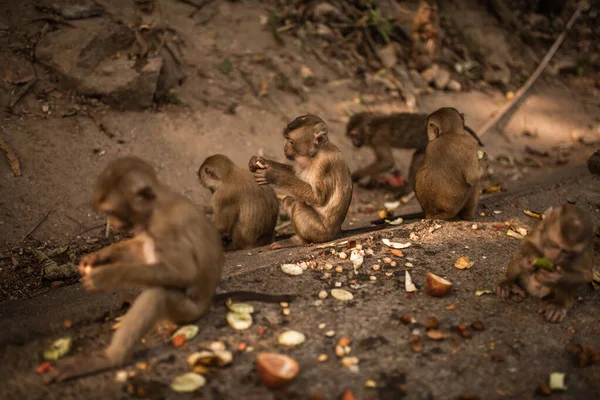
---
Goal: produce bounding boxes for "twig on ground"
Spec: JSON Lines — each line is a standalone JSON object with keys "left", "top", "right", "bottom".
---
{"left": 478, "top": 3, "right": 585, "bottom": 138}
{"left": 7, "top": 78, "right": 36, "bottom": 112}
{"left": 22, "top": 210, "right": 52, "bottom": 241}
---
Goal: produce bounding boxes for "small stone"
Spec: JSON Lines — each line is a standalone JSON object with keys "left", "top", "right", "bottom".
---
{"left": 446, "top": 79, "right": 461, "bottom": 91}
{"left": 433, "top": 68, "right": 451, "bottom": 90}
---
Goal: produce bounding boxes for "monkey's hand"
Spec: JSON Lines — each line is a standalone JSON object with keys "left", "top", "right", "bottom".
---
{"left": 253, "top": 167, "right": 277, "bottom": 186}
{"left": 534, "top": 267, "right": 563, "bottom": 285}
{"left": 44, "top": 353, "right": 114, "bottom": 383}
{"left": 248, "top": 156, "right": 269, "bottom": 173}
{"left": 81, "top": 265, "right": 117, "bottom": 292}
{"left": 494, "top": 280, "right": 526, "bottom": 299}
{"left": 538, "top": 303, "right": 567, "bottom": 323}
{"left": 79, "top": 251, "right": 110, "bottom": 269}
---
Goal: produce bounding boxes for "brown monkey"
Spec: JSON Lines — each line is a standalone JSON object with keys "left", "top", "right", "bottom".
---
{"left": 248, "top": 114, "right": 353, "bottom": 249}
{"left": 45, "top": 157, "right": 292, "bottom": 383}
{"left": 346, "top": 112, "right": 483, "bottom": 189}
{"left": 494, "top": 204, "right": 594, "bottom": 322}
{"left": 414, "top": 107, "right": 484, "bottom": 220}
{"left": 198, "top": 154, "right": 279, "bottom": 250}
{"left": 411, "top": 1, "right": 441, "bottom": 70}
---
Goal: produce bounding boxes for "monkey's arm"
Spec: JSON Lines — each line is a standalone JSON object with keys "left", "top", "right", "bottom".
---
{"left": 464, "top": 125, "right": 484, "bottom": 147}
{"left": 80, "top": 237, "right": 145, "bottom": 267}
{"left": 352, "top": 146, "right": 395, "bottom": 182}
{"left": 271, "top": 172, "right": 326, "bottom": 206}
{"left": 211, "top": 195, "right": 238, "bottom": 237}
{"left": 249, "top": 156, "right": 294, "bottom": 174}
{"left": 81, "top": 261, "right": 196, "bottom": 291}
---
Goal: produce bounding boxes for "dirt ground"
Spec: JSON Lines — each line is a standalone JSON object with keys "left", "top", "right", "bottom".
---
{"left": 0, "top": 0, "right": 599, "bottom": 399}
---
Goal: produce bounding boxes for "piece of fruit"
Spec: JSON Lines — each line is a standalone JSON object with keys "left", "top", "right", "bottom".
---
{"left": 425, "top": 273, "right": 453, "bottom": 297}
{"left": 172, "top": 334, "right": 186, "bottom": 348}
{"left": 256, "top": 353, "right": 299, "bottom": 389}
{"left": 43, "top": 337, "right": 72, "bottom": 361}
{"left": 170, "top": 372, "right": 206, "bottom": 392}
{"left": 277, "top": 330, "right": 306, "bottom": 347}
{"left": 331, "top": 288, "right": 353, "bottom": 301}
{"left": 533, "top": 257, "right": 554, "bottom": 271}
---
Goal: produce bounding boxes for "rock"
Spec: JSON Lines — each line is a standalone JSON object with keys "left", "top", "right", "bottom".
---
{"left": 377, "top": 44, "right": 397, "bottom": 69}
{"left": 2, "top": 57, "right": 36, "bottom": 84}
{"left": 433, "top": 68, "right": 450, "bottom": 90}
{"left": 36, "top": 0, "right": 104, "bottom": 20}
{"left": 409, "top": 68, "right": 428, "bottom": 89}
{"left": 483, "top": 53, "right": 510, "bottom": 85}
{"left": 588, "top": 150, "right": 600, "bottom": 176}
{"left": 36, "top": 19, "right": 164, "bottom": 109}
{"left": 421, "top": 64, "right": 439, "bottom": 83}
{"left": 446, "top": 79, "right": 462, "bottom": 92}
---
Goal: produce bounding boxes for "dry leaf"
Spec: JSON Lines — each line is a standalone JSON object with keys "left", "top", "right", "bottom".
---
{"left": 0, "top": 136, "right": 21, "bottom": 176}
{"left": 454, "top": 256, "right": 474, "bottom": 270}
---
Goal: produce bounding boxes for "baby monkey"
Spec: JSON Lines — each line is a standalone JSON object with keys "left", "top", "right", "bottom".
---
{"left": 198, "top": 154, "right": 279, "bottom": 250}
{"left": 414, "top": 107, "right": 486, "bottom": 220}
{"left": 494, "top": 204, "right": 595, "bottom": 322}
{"left": 346, "top": 111, "right": 483, "bottom": 189}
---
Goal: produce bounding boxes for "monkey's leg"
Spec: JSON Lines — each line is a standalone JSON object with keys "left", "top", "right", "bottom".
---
{"left": 47, "top": 288, "right": 167, "bottom": 383}
{"left": 352, "top": 147, "right": 395, "bottom": 184}
{"left": 407, "top": 149, "right": 426, "bottom": 192}
{"left": 290, "top": 202, "right": 334, "bottom": 243}
{"left": 459, "top": 190, "right": 479, "bottom": 220}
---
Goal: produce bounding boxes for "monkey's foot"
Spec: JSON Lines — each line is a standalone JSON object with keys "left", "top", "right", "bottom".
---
{"left": 269, "top": 242, "right": 283, "bottom": 250}
{"left": 44, "top": 353, "right": 116, "bottom": 384}
{"left": 494, "top": 280, "right": 525, "bottom": 299}
{"left": 538, "top": 304, "right": 567, "bottom": 323}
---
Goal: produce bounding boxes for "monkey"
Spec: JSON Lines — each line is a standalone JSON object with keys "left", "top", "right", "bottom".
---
{"left": 248, "top": 114, "right": 353, "bottom": 249}
{"left": 346, "top": 111, "right": 484, "bottom": 191}
{"left": 411, "top": 1, "right": 441, "bottom": 71}
{"left": 494, "top": 204, "right": 594, "bottom": 322}
{"left": 198, "top": 154, "right": 279, "bottom": 250}
{"left": 45, "top": 157, "right": 293, "bottom": 383}
{"left": 589, "top": 150, "right": 600, "bottom": 176}
{"left": 414, "top": 107, "right": 485, "bottom": 220}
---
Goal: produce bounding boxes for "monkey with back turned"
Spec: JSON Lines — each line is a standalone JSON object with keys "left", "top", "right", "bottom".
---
{"left": 494, "top": 204, "right": 595, "bottom": 322}
{"left": 346, "top": 111, "right": 484, "bottom": 191}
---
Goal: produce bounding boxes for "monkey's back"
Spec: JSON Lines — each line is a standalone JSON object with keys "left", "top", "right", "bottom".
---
{"left": 415, "top": 133, "right": 479, "bottom": 215}
{"left": 372, "top": 113, "right": 429, "bottom": 149}
{"left": 230, "top": 170, "right": 279, "bottom": 248}
{"left": 151, "top": 189, "right": 224, "bottom": 303}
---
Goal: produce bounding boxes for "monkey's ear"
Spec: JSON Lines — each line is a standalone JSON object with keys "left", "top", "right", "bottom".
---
{"left": 427, "top": 122, "right": 440, "bottom": 141}
{"left": 136, "top": 185, "right": 156, "bottom": 201}
{"left": 313, "top": 124, "right": 328, "bottom": 147}
{"left": 204, "top": 166, "right": 220, "bottom": 180}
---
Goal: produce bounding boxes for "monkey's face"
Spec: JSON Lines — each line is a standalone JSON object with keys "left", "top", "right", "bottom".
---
{"left": 541, "top": 227, "right": 584, "bottom": 266}
{"left": 346, "top": 115, "right": 370, "bottom": 148}
{"left": 284, "top": 127, "right": 317, "bottom": 160}
{"left": 198, "top": 166, "right": 222, "bottom": 193}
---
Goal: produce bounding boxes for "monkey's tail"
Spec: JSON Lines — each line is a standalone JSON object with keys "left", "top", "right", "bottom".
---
{"left": 370, "top": 211, "right": 424, "bottom": 225}
{"left": 214, "top": 291, "right": 296, "bottom": 303}
{"left": 465, "top": 125, "right": 484, "bottom": 147}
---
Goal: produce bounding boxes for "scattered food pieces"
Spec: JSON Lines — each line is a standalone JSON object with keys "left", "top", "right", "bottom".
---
{"left": 281, "top": 264, "right": 303, "bottom": 276}
{"left": 325, "top": 330, "right": 336, "bottom": 338}
{"left": 391, "top": 249, "right": 404, "bottom": 257}
{"left": 172, "top": 325, "right": 199, "bottom": 341}
{"left": 549, "top": 372, "right": 567, "bottom": 391}
{"left": 317, "top": 354, "right": 328, "bottom": 362}
{"left": 172, "top": 334, "right": 186, "bottom": 348}
{"left": 523, "top": 210, "right": 543, "bottom": 220}
{"left": 170, "top": 372, "right": 206, "bottom": 393}
{"left": 506, "top": 229, "right": 524, "bottom": 239}
{"left": 257, "top": 353, "right": 299, "bottom": 389}
{"left": 36, "top": 361, "right": 53, "bottom": 374}
{"left": 483, "top": 185, "right": 503, "bottom": 194}
{"left": 425, "top": 273, "right": 453, "bottom": 297}
{"left": 386, "top": 217, "right": 404, "bottom": 225}
{"left": 331, "top": 288, "right": 354, "bottom": 301}
{"left": 445, "top": 304, "right": 457, "bottom": 310}
{"left": 43, "top": 337, "right": 72, "bottom": 361}
{"left": 384, "top": 201, "right": 401, "bottom": 210}
{"left": 318, "top": 290, "right": 328, "bottom": 299}
{"left": 399, "top": 313, "right": 416, "bottom": 325}
{"left": 533, "top": 257, "right": 554, "bottom": 271}
{"left": 405, "top": 271, "right": 417, "bottom": 293}
{"left": 424, "top": 317, "right": 439, "bottom": 330}
{"left": 337, "top": 336, "right": 351, "bottom": 347}
{"left": 426, "top": 330, "right": 447, "bottom": 340}
{"left": 341, "top": 356, "right": 359, "bottom": 368}
{"left": 382, "top": 239, "right": 411, "bottom": 249}
{"left": 278, "top": 330, "right": 306, "bottom": 347}
{"left": 227, "top": 311, "right": 253, "bottom": 331}
{"left": 454, "top": 256, "right": 474, "bottom": 270}
{"left": 350, "top": 250, "right": 364, "bottom": 272}
{"left": 341, "top": 389, "right": 357, "bottom": 400}
{"left": 471, "top": 321, "right": 485, "bottom": 331}
{"left": 410, "top": 335, "right": 423, "bottom": 352}
{"left": 365, "top": 379, "right": 377, "bottom": 388}
{"left": 475, "top": 289, "right": 493, "bottom": 296}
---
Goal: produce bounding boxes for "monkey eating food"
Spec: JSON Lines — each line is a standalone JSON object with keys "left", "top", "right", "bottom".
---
{"left": 249, "top": 114, "right": 353, "bottom": 249}
{"left": 198, "top": 154, "right": 279, "bottom": 250}
{"left": 346, "top": 111, "right": 483, "bottom": 191}
{"left": 494, "top": 204, "right": 594, "bottom": 322}
{"left": 45, "top": 157, "right": 293, "bottom": 383}
{"left": 414, "top": 107, "right": 486, "bottom": 220}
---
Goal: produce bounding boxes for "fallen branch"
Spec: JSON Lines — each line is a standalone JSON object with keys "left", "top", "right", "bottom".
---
{"left": 0, "top": 132, "right": 22, "bottom": 176}
{"left": 478, "top": 3, "right": 585, "bottom": 138}
{"left": 22, "top": 210, "right": 51, "bottom": 241}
